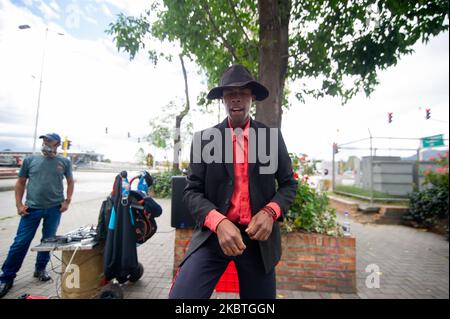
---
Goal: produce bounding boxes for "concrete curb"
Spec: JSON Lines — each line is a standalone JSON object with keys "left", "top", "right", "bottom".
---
{"left": 0, "top": 186, "right": 15, "bottom": 192}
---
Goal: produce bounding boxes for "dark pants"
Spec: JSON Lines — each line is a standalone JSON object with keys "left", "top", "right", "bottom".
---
{"left": 0, "top": 205, "right": 61, "bottom": 284}
{"left": 169, "top": 225, "right": 276, "bottom": 299}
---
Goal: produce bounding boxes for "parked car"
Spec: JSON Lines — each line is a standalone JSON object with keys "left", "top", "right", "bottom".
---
{"left": 0, "top": 155, "right": 16, "bottom": 166}
{"left": 343, "top": 170, "right": 354, "bottom": 178}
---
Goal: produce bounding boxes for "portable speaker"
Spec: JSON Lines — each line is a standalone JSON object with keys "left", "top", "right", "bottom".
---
{"left": 171, "top": 176, "right": 195, "bottom": 228}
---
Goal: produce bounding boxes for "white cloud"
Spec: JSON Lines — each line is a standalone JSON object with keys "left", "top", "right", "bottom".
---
{"left": 94, "top": 0, "right": 150, "bottom": 16}
{"left": 36, "top": 0, "right": 60, "bottom": 20}
{"left": 48, "top": 0, "right": 60, "bottom": 13}
{"left": 100, "top": 3, "right": 113, "bottom": 17}
{"left": 282, "top": 32, "right": 449, "bottom": 161}
{"left": 83, "top": 15, "right": 98, "bottom": 25}
{"left": 1, "top": 0, "right": 448, "bottom": 164}
{"left": 0, "top": 0, "right": 208, "bottom": 161}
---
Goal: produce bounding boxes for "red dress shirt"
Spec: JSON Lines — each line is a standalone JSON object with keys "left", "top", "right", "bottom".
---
{"left": 204, "top": 118, "right": 281, "bottom": 232}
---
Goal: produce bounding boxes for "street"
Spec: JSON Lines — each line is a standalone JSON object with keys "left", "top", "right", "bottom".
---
{"left": 0, "top": 171, "right": 448, "bottom": 299}
{"left": 0, "top": 171, "right": 144, "bottom": 219}
{"left": 0, "top": 170, "right": 175, "bottom": 299}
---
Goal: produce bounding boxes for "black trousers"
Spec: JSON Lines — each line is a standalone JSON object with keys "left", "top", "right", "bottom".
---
{"left": 169, "top": 225, "right": 276, "bottom": 299}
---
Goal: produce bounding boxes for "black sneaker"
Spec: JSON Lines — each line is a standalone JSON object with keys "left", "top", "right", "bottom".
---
{"left": 0, "top": 281, "right": 13, "bottom": 298}
{"left": 33, "top": 270, "right": 52, "bottom": 282}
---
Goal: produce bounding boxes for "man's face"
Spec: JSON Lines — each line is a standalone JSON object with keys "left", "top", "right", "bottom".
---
{"left": 222, "top": 87, "right": 254, "bottom": 128}
{"left": 43, "top": 139, "right": 59, "bottom": 148}
{"left": 41, "top": 138, "right": 59, "bottom": 157}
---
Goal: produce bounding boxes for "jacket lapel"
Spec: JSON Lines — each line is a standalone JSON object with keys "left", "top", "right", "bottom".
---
{"left": 248, "top": 119, "right": 258, "bottom": 179}
{"left": 217, "top": 118, "right": 234, "bottom": 180}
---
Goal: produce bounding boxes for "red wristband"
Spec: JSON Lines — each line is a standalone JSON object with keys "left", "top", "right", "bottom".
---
{"left": 262, "top": 206, "right": 277, "bottom": 220}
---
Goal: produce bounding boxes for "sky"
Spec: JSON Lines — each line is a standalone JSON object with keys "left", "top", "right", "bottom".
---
{"left": 0, "top": 0, "right": 448, "bottom": 163}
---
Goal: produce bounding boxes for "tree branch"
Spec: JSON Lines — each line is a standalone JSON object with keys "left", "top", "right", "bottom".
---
{"left": 173, "top": 54, "right": 191, "bottom": 172}
{"left": 226, "top": 0, "right": 253, "bottom": 59}
{"left": 201, "top": 0, "right": 240, "bottom": 62}
{"left": 179, "top": 54, "right": 190, "bottom": 120}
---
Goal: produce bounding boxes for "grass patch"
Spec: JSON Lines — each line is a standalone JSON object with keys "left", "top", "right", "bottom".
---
{"left": 333, "top": 185, "right": 409, "bottom": 205}
{"left": 335, "top": 185, "right": 404, "bottom": 199}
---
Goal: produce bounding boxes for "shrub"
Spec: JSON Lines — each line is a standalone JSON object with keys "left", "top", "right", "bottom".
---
{"left": 152, "top": 171, "right": 176, "bottom": 198}
{"left": 282, "top": 180, "right": 342, "bottom": 236}
{"left": 405, "top": 150, "right": 449, "bottom": 231}
{"left": 423, "top": 151, "right": 449, "bottom": 189}
{"left": 404, "top": 186, "right": 449, "bottom": 228}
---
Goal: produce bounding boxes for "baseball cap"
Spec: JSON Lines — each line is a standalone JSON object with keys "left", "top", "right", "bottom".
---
{"left": 39, "top": 133, "right": 61, "bottom": 144}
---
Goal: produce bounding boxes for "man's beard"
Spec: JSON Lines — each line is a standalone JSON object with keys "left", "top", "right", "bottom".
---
{"left": 41, "top": 145, "right": 57, "bottom": 158}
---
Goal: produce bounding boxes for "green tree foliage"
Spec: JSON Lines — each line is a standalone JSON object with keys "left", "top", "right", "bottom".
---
{"left": 134, "top": 147, "right": 146, "bottom": 165}
{"left": 107, "top": 0, "right": 448, "bottom": 127}
{"left": 146, "top": 101, "right": 194, "bottom": 154}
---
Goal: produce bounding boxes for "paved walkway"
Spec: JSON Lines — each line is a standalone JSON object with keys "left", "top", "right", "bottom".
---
{"left": 0, "top": 177, "right": 16, "bottom": 192}
{"left": 0, "top": 198, "right": 448, "bottom": 299}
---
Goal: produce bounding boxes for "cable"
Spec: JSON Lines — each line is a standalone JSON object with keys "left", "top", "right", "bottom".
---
{"left": 48, "top": 250, "right": 64, "bottom": 299}
{"left": 47, "top": 246, "right": 79, "bottom": 299}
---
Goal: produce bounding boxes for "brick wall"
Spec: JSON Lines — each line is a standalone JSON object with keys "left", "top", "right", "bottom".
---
{"left": 277, "top": 232, "right": 356, "bottom": 293}
{"left": 173, "top": 228, "right": 194, "bottom": 277}
{"left": 173, "top": 228, "right": 356, "bottom": 294}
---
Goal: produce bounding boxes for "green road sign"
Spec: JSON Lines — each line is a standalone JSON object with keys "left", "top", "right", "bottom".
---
{"left": 421, "top": 134, "right": 444, "bottom": 148}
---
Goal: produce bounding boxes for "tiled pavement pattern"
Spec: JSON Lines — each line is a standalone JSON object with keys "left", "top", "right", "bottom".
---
{"left": 0, "top": 197, "right": 448, "bottom": 299}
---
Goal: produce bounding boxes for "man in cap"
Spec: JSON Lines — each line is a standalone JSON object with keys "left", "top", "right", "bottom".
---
{"left": 0, "top": 133, "right": 74, "bottom": 298}
{"left": 169, "top": 65, "right": 297, "bottom": 299}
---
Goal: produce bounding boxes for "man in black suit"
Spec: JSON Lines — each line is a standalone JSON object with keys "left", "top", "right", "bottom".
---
{"left": 169, "top": 65, "right": 297, "bottom": 299}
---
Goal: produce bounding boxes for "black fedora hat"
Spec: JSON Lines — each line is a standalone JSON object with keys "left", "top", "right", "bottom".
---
{"left": 207, "top": 64, "right": 269, "bottom": 101}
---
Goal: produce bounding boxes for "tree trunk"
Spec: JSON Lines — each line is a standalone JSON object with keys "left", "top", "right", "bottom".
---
{"left": 255, "top": 0, "right": 291, "bottom": 128}
{"left": 173, "top": 54, "right": 190, "bottom": 173}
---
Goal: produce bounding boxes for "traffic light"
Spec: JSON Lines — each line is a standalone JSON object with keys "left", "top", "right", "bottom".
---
{"left": 105, "top": 127, "right": 108, "bottom": 134}
{"left": 388, "top": 112, "right": 393, "bottom": 123}
{"left": 333, "top": 142, "right": 339, "bottom": 154}
{"left": 425, "top": 108, "right": 431, "bottom": 120}
{"left": 67, "top": 140, "right": 72, "bottom": 150}
{"left": 138, "top": 137, "right": 141, "bottom": 143}
{"left": 128, "top": 132, "right": 131, "bottom": 138}
{"left": 63, "top": 137, "right": 69, "bottom": 158}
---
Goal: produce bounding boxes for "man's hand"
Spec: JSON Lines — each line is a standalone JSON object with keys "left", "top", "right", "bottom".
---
{"left": 60, "top": 199, "right": 70, "bottom": 213}
{"left": 216, "top": 219, "right": 246, "bottom": 256}
{"left": 245, "top": 210, "right": 274, "bottom": 241}
{"left": 16, "top": 203, "right": 29, "bottom": 217}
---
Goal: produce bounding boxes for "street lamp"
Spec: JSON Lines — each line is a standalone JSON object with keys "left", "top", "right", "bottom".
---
{"left": 18, "top": 24, "right": 64, "bottom": 154}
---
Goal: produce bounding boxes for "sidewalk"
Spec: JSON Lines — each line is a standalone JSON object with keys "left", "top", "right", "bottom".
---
{"left": 0, "top": 198, "right": 448, "bottom": 299}
{"left": 0, "top": 176, "right": 16, "bottom": 192}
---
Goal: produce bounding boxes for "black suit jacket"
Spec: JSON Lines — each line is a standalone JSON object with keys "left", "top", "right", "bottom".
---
{"left": 181, "top": 118, "right": 298, "bottom": 273}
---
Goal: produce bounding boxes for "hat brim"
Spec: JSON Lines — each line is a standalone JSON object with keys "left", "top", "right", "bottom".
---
{"left": 207, "top": 81, "right": 269, "bottom": 101}
{"left": 39, "top": 135, "right": 60, "bottom": 143}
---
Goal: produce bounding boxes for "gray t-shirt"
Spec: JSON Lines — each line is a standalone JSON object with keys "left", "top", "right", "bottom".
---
{"left": 18, "top": 155, "right": 73, "bottom": 209}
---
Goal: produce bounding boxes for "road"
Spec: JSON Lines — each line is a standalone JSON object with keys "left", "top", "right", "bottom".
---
{"left": 0, "top": 170, "right": 175, "bottom": 299}
{"left": 0, "top": 171, "right": 143, "bottom": 219}
{"left": 0, "top": 171, "right": 448, "bottom": 299}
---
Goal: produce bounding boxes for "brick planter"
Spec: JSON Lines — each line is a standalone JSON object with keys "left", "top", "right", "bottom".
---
{"left": 277, "top": 232, "right": 356, "bottom": 293}
{"left": 173, "top": 229, "right": 356, "bottom": 294}
{"left": 173, "top": 228, "right": 193, "bottom": 278}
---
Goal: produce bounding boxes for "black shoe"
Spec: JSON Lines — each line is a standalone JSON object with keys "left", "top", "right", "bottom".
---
{"left": 33, "top": 270, "right": 52, "bottom": 282}
{"left": 0, "top": 281, "right": 13, "bottom": 298}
